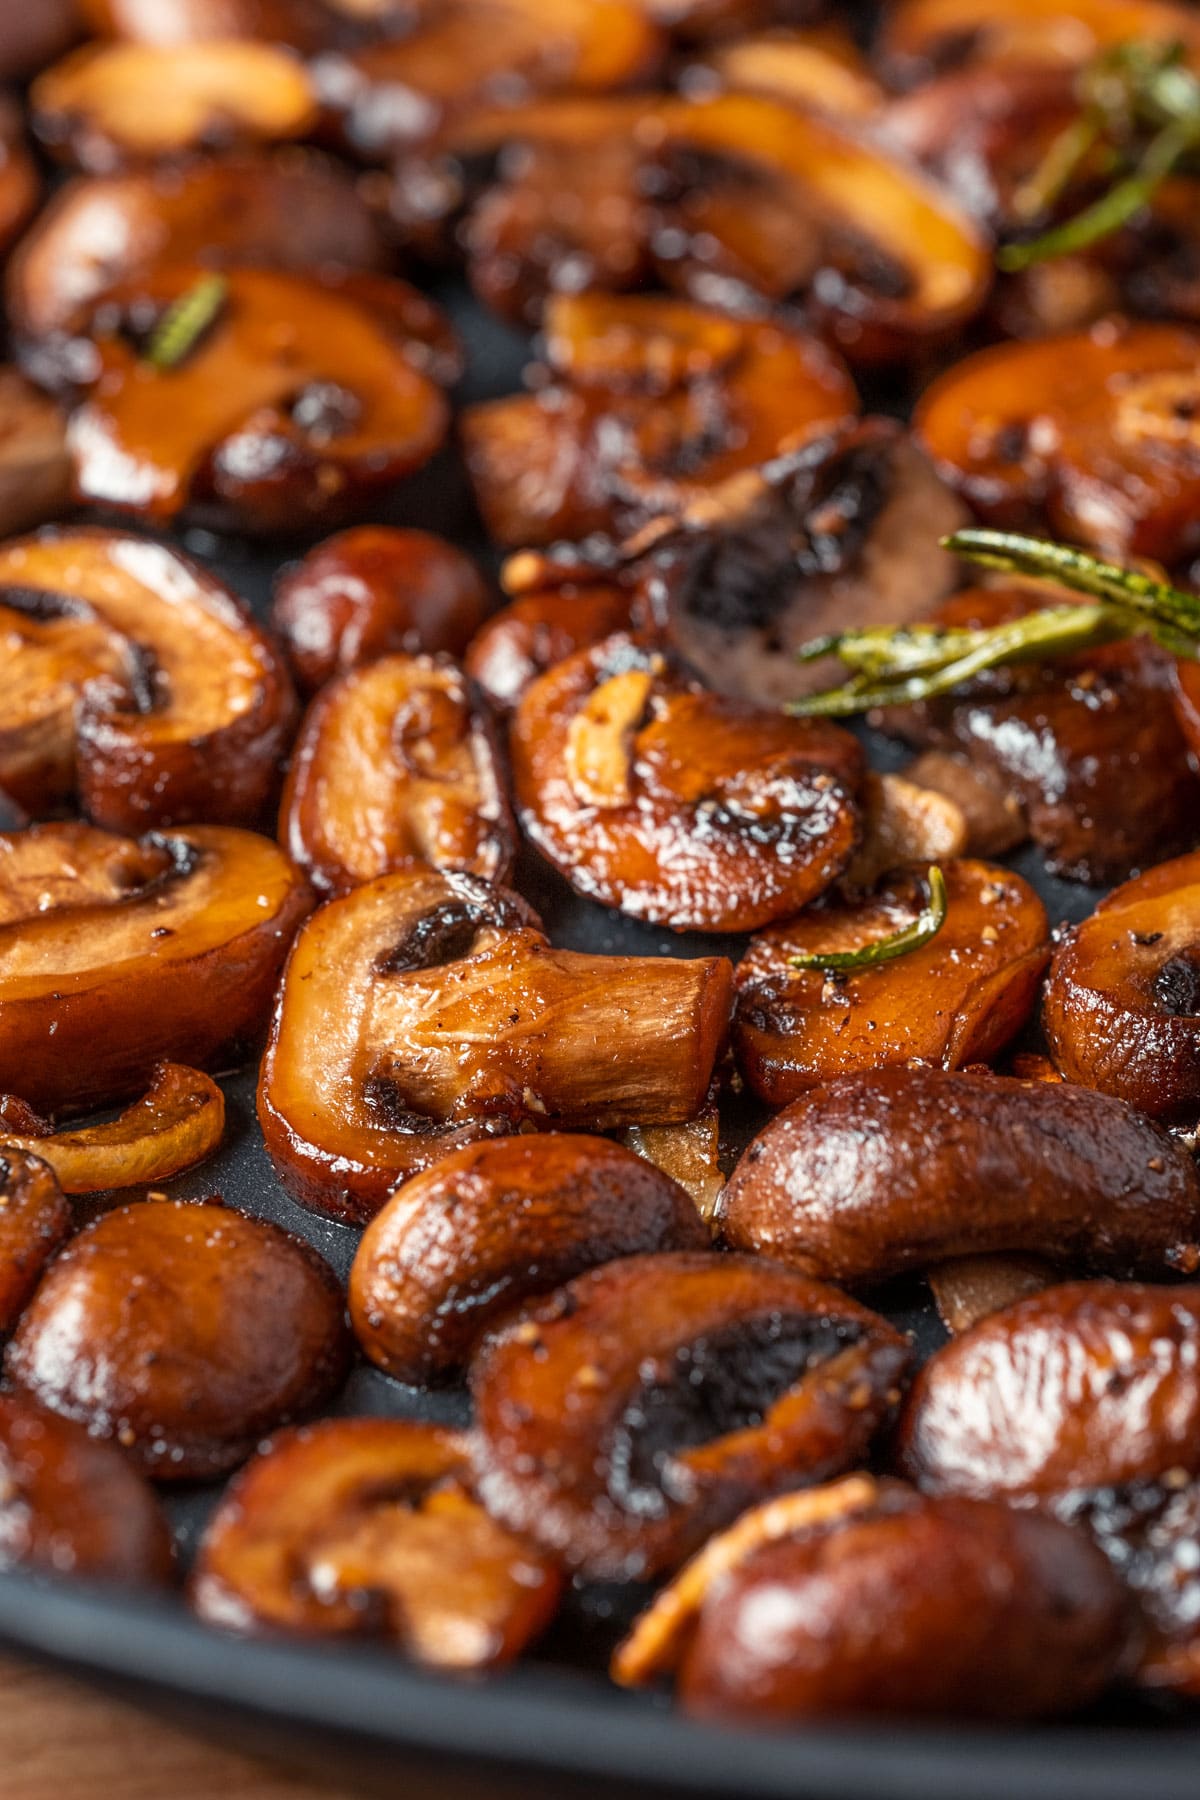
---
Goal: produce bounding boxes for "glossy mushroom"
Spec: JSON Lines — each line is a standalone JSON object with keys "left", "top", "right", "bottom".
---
{"left": 0, "top": 1063, "right": 224, "bottom": 1194}
{"left": 0, "top": 1151, "right": 71, "bottom": 1336}
{"left": 0, "top": 370, "right": 73, "bottom": 539}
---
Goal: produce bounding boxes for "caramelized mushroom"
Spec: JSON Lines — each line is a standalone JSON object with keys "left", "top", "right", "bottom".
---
{"left": 0, "top": 1393, "right": 174, "bottom": 1584}
{"left": 915, "top": 322, "right": 1200, "bottom": 562}
{"left": 0, "top": 821, "right": 310, "bottom": 1114}
{"left": 701, "top": 28, "right": 885, "bottom": 122}
{"left": 621, "top": 1106, "right": 724, "bottom": 1224}
{"left": 0, "top": 101, "right": 40, "bottom": 262}
{"left": 0, "top": 1151, "right": 71, "bottom": 1336}
{"left": 719, "top": 1066, "right": 1200, "bottom": 1286}
{"left": 7, "top": 151, "right": 388, "bottom": 347}
{"left": 79, "top": 0, "right": 347, "bottom": 51}
{"left": 462, "top": 293, "right": 857, "bottom": 547}
{"left": 1043, "top": 850, "right": 1200, "bottom": 1121}
{"left": 258, "top": 867, "right": 733, "bottom": 1221}
{"left": 0, "top": 2, "right": 79, "bottom": 82}
{"left": 470, "top": 1251, "right": 911, "bottom": 1580}
{"left": 0, "top": 1063, "right": 224, "bottom": 1194}
{"left": 510, "top": 632, "right": 864, "bottom": 931}
{"left": 6, "top": 1198, "right": 350, "bottom": 1479}
{"left": 0, "top": 370, "right": 73, "bottom": 540}
{"left": 925, "top": 1253, "right": 1057, "bottom": 1335}
{"left": 280, "top": 654, "right": 514, "bottom": 894}
{"left": 880, "top": 0, "right": 1200, "bottom": 85}
{"left": 68, "top": 266, "right": 452, "bottom": 533}
{"left": 272, "top": 527, "right": 489, "bottom": 696}
{"left": 0, "top": 527, "right": 296, "bottom": 829}
{"left": 733, "top": 862, "right": 1049, "bottom": 1106}
{"left": 465, "top": 576, "right": 633, "bottom": 716}
{"left": 192, "top": 1419, "right": 561, "bottom": 1668}
{"left": 350, "top": 1133, "right": 707, "bottom": 1383}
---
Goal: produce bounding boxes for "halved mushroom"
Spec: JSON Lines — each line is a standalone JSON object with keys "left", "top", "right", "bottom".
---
{"left": 1043, "top": 850, "right": 1200, "bottom": 1121}
{"left": 700, "top": 27, "right": 885, "bottom": 122}
{"left": 470, "top": 1250, "right": 911, "bottom": 1580}
{"left": 7, "top": 150, "right": 388, "bottom": 347}
{"left": 280, "top": 653, "right": 515, "bottom": 894}
{"left": 191, "top": 1419, "right": 561, "bottom": 1667}
{"left": 0, "top": 821, "right": 311, "bottom": 1114}
{"left": 462, "top": 293, "right": 858, "bottom": 547}
{"left": 626, "top": 1476, "right": 1128, "bottom": 1723}
{"left": 350, "top": 1133, "right": 707, "bottom": 1383}
{"left": 465, "top": 574, "right": 633, "bottom": 716}
{"left": 0, "top": 1, "right": 79, "bottom": 82}
{"left": 272, "top": 527, "right": 489, "bottom": 696}
{"left": 0, "top": 1063, "right": 224, "bottom": 1194}
{"left": 510, "top": 632, "right": 864, "bottom": 932}
{"left": 68, "top": 266, "right": 452, "bottom": 533}
{"left": 31, "top": 40, "right": 317, "bottom": 173}
{"left": 915, "top": 321, "right": 1200, "bottom": 562}
{"left": 0, "top": 1151, "right": 71, "bottom": 1336}
{"left": 734, "top": 861, "right": 1049, "bottom": 1106}
{"left": 879, "top": 0, "right": 1200, "bottom": 86}
{"left": 0, "top": 1393, "right": 174, "bottom": 1585}
{"left": 0, "top": 370, "right": 73, "bottom": 540}
{"left": 0, "top": 101, "right": 40, "bottom": 262}
{"left": 719, "top": 1065, "right": 1200, "bottom": 1286}
{"left": 0, "top": 527, "right": 296, "bottom": 829}
{"left": 257, "top": 867, "right": 733, "bottom": 1221}
{"left": 6, "top": 1197, "right": 350, "bottom": 1479}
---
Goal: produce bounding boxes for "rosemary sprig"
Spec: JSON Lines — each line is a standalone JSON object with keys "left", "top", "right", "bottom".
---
{"left": 144, "top": 274, "right": 229, "bottom": 371}
{"left": 789, "top": 866, "right": 948, "bottom": 973}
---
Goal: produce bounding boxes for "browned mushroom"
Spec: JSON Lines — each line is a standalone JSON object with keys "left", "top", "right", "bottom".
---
{"left": 1043, "top": 850, "right": 1200, "bottom": 1121}
{"left": 471, "top": 1252, "right": 911, "bottom": 1580}
{"left": 0, "top": 1063, "right": 224, "bottom": 1194}
{"left": 0, "top": 1393, "right": 174, "bottom": 1585}
{"left": 0, "top": 370, "right": 73, "bottom": 540}
{"left": 350, "top": 1133, "right": 707, "bottom": 1383}
{"left": 510, "top": 632, "right": 864, "bottom": 931}
{"left": 0, "top": 527, "right": 296, "bottom": 830}
{"left": 6, "top": 1197, "right": 350, "bottom": 1479}
{"left": 0, "top": 2, "right": 79, "bottom": 82}
{"left": 0, "top": 821, "right": 311, "bottom": 1115}
{"left": 734, "top": 861, "right": 1049, "bottom": 1106}
{"left": 719, "top": 1066, "right": 1200, "bottom": 1286}
{"left": 621, "top": 1105, "right": 724, "bottom": 1224}
{"left": 79, "top": 0, "right": 349, "bottom": 50}
{"left": 191, "top": 1418, "right": 561, "bottom": 1667}
{"left": 925, "top": 1254, "right": 1057, "bottom": 1335}
{"left": 258, "top": 866, "right": 734, "bottom": 1221}
{"left": 272, "top": 527, "right": 490, "bottom": 696}
{"left": 700, "top": 27, "right": 885, "bottom": 122}
{"left": 879, "top": 0, "right": 1200, "bottom": 86}
{"left": 280, "top": 654, "right": 515, "bottom": 894}
{"left": 465, "top": 574, "right": 633, "bottom": 716}
{"left": 0, "top": 101, "right": 40, "bottom": 263}
{"left": 0, "top": 1151, "right": 71, "bottom": 1336}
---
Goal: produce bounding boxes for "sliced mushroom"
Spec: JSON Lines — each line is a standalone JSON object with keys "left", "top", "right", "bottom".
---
{"left": 7, "top": 150, "right": 388, "bottom": 347}
{"left": 719, "top": 1066, "right": 1200, "bottom": 1286}
{"left": 350, "top": 1133, "right": 707, "bottom": 1383}
{"left": 68, "top": 266, "right": 451, "bottom": 533}
{"left": 191, "top": 1419, "right": 561, "bottom": 1667}
{"left": 257, "top": 867, "right": 734, "bottom": 1221}
{"left": 1043, "top": 850, "right": 1200, "bottom": 1121}
{"left": 280, "top": 655, "right": 514, "bottom": 895}
{"left": 0, "top": 1393, "right": 174, "bottom": 1585}
{"left": 0, "top": 527, "right": 296, "bottom": 829}
{"left": 6, "top": 1198, "right": 350, "bottom": 1479}
{"left": 0, "top": 1063, "right": 224, "bottom": 1194}
{"left": 900, "top": 750, "right": 1027, "bottom": 859}
{"left": 0, "top": 369, "right": 73, "bottom": 540}
{"left": 0, "top": 1151, "right": 71, "bottom": 1336}
{"left": 511, "top": 632, "right": 863, "bottom": 931}
{"left": 880, "top": 0, "right": 1200, "bottom": 86}
{"left": 733, "top": 862, "right": 1049, "bottom": 1107}
{"left": 0, "top": 101, "right": 40, "bottom": 262}
{"left": 465, "top": 575, "right": 633, "bottom": 716}
{"left": 926, "top": 1254, "right": 1057, "bottom": 1336}
{"left": 0, "top": 821, "right": 311, "bottom": 1114}
{"left": 272, "top": 527, "right": 489, "bottom": 696}
{"left": 470, "top": 1250, "right": 911, "bottom": 1580}
{"left": 700, "top": 28, "right": 885, "bottom": 122}
{"left": 621, "top": 1106, "right": 724, "bottom": 1225}
{"left": 463, "top": 292, "right": 857, "bottom": 547}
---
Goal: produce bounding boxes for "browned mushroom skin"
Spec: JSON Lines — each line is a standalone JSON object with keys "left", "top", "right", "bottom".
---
{"left": 879, "top": 0, "right": 1200, "bottom": 87}
{"left": 733, "top": 861, "right": 1049, "bottom": 1106}
{"left": 0, "top": 821, "right": 311, "bottom": 1115}
{"left": 350, "top": 1133, "right": 708, "bottom": 1384}
{"left": 676, "top": 1483, "right": 1129, "bottom": 1724}
{"left": 272, "top": 527, "right": 490, "bottom": 696}
{"left": 719, "top": 1066, "right": 1200, "bottom": 1287}
{"left": 6, "top": 1198, "right": 350, "bottom": 1480}
{"left": 1043, "top": 851, "right": 1200, "bottom": 1121}
{"left": 280, "top": 654, "right": 515, "bottom": 894}
{"left": 883, "top": 587, "right": 1200, "bottom": 885}
{"left": 0, "top": 101, "right": 40, "bottom": 264}
{"left": 79, "top": 0, "right": 352, "bottom": 51}
{"left": 7, "top": 151, "right": 388, "bottom": 351}
{"left": 0, "top": 2, "right": 79, "bottom": 82}
{"left": 0, "top": 1393, "right": 175, "bottom": 1585}
{"left": 0, "top": 527, "right": 296, "bottom": 831}
{"left": 0, "top": 369, "right": 73, "bottom": 542}
{"left": 0, "top": 1150, "right": 71, "bottom": 1337}
{"left": 470, "top": 1250, "right": 912, "bottom": 1580}
{"left": 191, "top": 1418, "right": 562, "bottom": 1669}
{"left": 510, "top": 632, "right": 864, "bottom": 932}
{"left": 464, "top": 576, "right": 633, "bottom": 716}
{"left": 258, "top": 866, "right": 734, "bottom": 1221}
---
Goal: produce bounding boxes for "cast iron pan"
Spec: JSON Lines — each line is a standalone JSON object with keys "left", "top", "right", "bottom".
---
{"left": 0, "top": 285, "right": 1192, "bottom": 1800}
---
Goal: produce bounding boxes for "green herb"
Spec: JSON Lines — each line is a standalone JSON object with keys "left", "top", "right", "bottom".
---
{"left": 789, "top": 866, "right": 948, "bottom": 973}
{"left": 144, "top": 274, "right": 229, "bottom": 371}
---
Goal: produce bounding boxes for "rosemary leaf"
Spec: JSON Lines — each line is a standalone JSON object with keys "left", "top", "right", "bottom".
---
{"left": 789, "top": 866, "right": 948, "bottom": 973}
{"left": 144, "top": 274, "right": 229, "bottom": 371}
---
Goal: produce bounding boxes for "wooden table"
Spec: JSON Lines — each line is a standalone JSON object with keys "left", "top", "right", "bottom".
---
{"left": 0, "top": 1657, "right": 365, "bottom": 1800}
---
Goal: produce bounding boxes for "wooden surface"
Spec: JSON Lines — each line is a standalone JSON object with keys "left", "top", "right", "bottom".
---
{"left": 0, "top": 1657, "right": 365, "bottom": 1800}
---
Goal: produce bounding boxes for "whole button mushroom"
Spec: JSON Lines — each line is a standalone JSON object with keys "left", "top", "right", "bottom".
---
{"left": 6, "top": 1198, "right": 350, "bottom": 1479}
